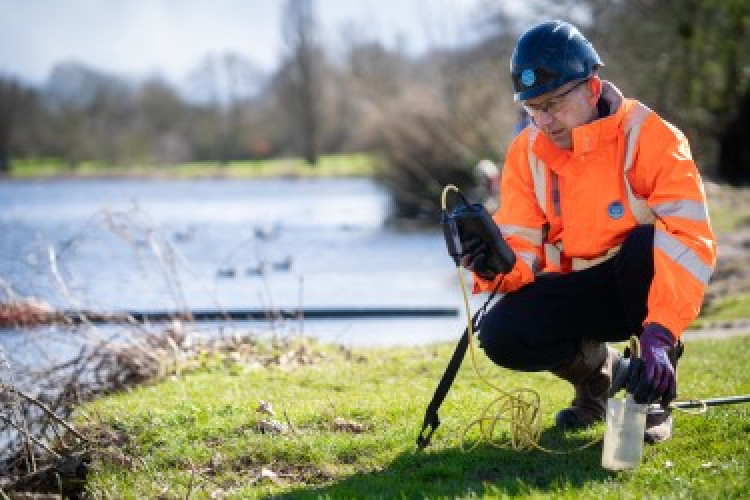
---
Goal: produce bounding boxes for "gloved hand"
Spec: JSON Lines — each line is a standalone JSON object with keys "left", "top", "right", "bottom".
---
{"left": 627, "top": 323, "right": 677, "bottom": 406}
{"left": 458, "top": 237, "right": 497, "bottom": 280}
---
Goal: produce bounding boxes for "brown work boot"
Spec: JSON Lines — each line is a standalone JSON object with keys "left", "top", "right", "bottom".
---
{"left": 552, "top": 341, "right": 622, "bottom": 431}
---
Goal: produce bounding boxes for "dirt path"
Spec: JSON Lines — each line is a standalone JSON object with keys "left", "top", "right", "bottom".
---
{"left": 683, "top": 326, "right": 750, "bottom": 340}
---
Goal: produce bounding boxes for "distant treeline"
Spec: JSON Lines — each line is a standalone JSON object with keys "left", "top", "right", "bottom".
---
{"left": 1, "top": 0, "right": 748, "bottom": 218}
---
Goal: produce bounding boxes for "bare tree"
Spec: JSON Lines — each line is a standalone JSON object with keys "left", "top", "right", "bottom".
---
{"left": 0, "top": 75, "right": 32, "bottom": 172}
{"left": 136, "top": 78, "right": 192, "bottom": 165}
{"left": 279, "top": 0, "right": 323, "bottom": 165}
{"left": 584, "top": 0, "right": 750, "bottom": 181}
{"left": 187, "top": 53, "right": 264, "bottom": 165}
{"left": 43, "top": 62, "right": 134, "bottom": 167}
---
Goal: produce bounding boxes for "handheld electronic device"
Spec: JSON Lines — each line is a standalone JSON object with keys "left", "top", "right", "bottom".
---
{"left": 441, "top": 189, "right": 516, "bottom": 274}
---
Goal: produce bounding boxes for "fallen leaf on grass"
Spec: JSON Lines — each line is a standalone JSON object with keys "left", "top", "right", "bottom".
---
{"left": 209, "top": 452, "right": 224, "bottom": 471}
{"left": 256, "top": 401, "right": 276, "bottom": 416}
{"left": 256, "top": 419, "right": 287, "bottom": 434}
{"left": 93, "top": 446, "right": 137, "bottom": 470}
{"left": 332, "top": 417, "right": 367, "bottom": 433}
{"left": 269, "top": 344, "right": 327, "bottom": 368}
{"left": 256, "top": 467, "right": 283, "bottom": 485}
{"left": 338, "top": 345, "right": 367, "bottom": 363}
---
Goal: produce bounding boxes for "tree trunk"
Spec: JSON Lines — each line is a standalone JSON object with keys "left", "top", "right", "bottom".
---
{"left": 0, "top": 148, "right": 9, "bottom": 173}
{"left": 718, "top": 89, "right": 750, "bottom": 185}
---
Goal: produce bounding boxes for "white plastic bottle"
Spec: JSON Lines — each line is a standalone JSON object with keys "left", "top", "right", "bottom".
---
{"left": 601, "top": 394, "right": 648, "bottom": 470}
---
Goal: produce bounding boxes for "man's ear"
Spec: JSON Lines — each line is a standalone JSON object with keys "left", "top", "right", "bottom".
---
{"left": 589, "top": 76, "right": 602, "bottom": 105}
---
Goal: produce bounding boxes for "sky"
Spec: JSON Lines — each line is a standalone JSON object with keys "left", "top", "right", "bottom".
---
{"left": 0, "top": 0, "right": 500, "bottom": 87}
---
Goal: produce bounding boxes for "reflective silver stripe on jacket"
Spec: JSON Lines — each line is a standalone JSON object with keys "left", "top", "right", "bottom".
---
{"left": 652, "top": 200, "right": 708, "bottom": 221}
{"left": 499, "top": 225, "right": 544, "bottom": 246}
{"left": 527, "top": 128, "right": 546, "bottom": 211}
{"left": 518, "top": 251, "right": 541, "bottom": 274}
{"left": 654, "top": 230, "right": 713, "bottom": 284}
{"left": 623, "top": 103, "right": 655, "bottom": 225}
{"left": 544, "top": 243, "right": 561, "bottom": 268}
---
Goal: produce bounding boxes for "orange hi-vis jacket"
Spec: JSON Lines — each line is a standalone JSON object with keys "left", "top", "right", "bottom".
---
{"left": 473, "top": 82, "right": 717, "bottom": 339}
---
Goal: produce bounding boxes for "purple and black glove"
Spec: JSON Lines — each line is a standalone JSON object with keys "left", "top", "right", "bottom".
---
{"left": 627, "top": 323, "right": 677, "bottom": 406}
{"left": 459, "top": 237, "right": 497, "bottom": 280}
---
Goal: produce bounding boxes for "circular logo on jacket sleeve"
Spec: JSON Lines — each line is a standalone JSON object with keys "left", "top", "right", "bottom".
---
{"left": 607, "top": 200, "right": 624, "bottom": 219}
{"left": 521, "top": 69, "right": 536, "bottom": 87}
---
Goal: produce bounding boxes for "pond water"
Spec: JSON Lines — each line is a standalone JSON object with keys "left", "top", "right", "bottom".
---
{"left": 0, "top": 177, "right": 481, "bottom": 349}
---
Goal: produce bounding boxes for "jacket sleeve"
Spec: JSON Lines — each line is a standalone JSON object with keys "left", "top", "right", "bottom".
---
{"left": 473, "top": 131, "right": 547, "bottom": 294}
{"left": 634, "top": 117, "right": 717, "bottom": 338}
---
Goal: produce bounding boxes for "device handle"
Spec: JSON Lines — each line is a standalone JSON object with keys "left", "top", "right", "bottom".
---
{"left": 443, "top": 187, "right": 471, "bottom": 212}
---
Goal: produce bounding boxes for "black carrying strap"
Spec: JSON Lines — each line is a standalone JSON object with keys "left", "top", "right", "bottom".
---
{"left": 416, "top": 302, "right": 490, "bottom": 450}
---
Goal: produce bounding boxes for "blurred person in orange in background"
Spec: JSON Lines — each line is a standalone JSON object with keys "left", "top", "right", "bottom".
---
{"left": 460, "top": 20, "right": 716, "bottom": 443}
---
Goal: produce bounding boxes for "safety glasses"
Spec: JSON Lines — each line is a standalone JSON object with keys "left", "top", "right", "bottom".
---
{"left": 522, "top": 78, "right": 589, "bottom": 116}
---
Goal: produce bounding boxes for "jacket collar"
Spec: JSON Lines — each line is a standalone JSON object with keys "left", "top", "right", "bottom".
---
{"left": 531, "top": 81, "right": 628, "bottom": 162}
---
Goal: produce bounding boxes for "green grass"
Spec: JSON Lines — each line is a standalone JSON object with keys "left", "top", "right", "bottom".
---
{"left": 77, "top": 335, "right": 750, "bottom": 498}
{"left": 8, "top": 153, "right": 379, "bottom": 179}
{"left": 689, "top": 293, "right": 750, "bottom": 329}
{"left": 699, "top": 293, "right": 750, "bottom": 323}
{"left": 706, "top": 184, "right": 750, "bottom": 233}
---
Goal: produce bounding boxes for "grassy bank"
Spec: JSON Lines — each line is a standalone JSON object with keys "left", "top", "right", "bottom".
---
{"left": 77, "top": 335, "right": 750, "bottom": 498}
{"left": 693, "top": 293, "right": 750, "bottom": 328}
{"left": 7, "top": 153, "right": 378, "bottom": 179}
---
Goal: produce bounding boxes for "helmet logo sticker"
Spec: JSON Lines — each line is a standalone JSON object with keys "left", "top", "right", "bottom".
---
{"left": 607, "top": 200, "right": 624, "bottom": 219}
{"left": 521, "top": 69, "right": 535, "bottom": 87}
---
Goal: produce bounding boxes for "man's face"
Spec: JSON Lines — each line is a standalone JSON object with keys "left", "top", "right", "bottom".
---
{"left": 522, "top": 78, "right": 595, "bottom": 150}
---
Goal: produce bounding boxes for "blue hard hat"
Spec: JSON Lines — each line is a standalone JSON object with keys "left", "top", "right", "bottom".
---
{"left": 510, "top": 20, "right": 603, "bottom": 101}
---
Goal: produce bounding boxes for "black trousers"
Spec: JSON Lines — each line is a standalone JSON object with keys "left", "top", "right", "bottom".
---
{"left": 478, "top": 225, "right": 654, "bottom": 372}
